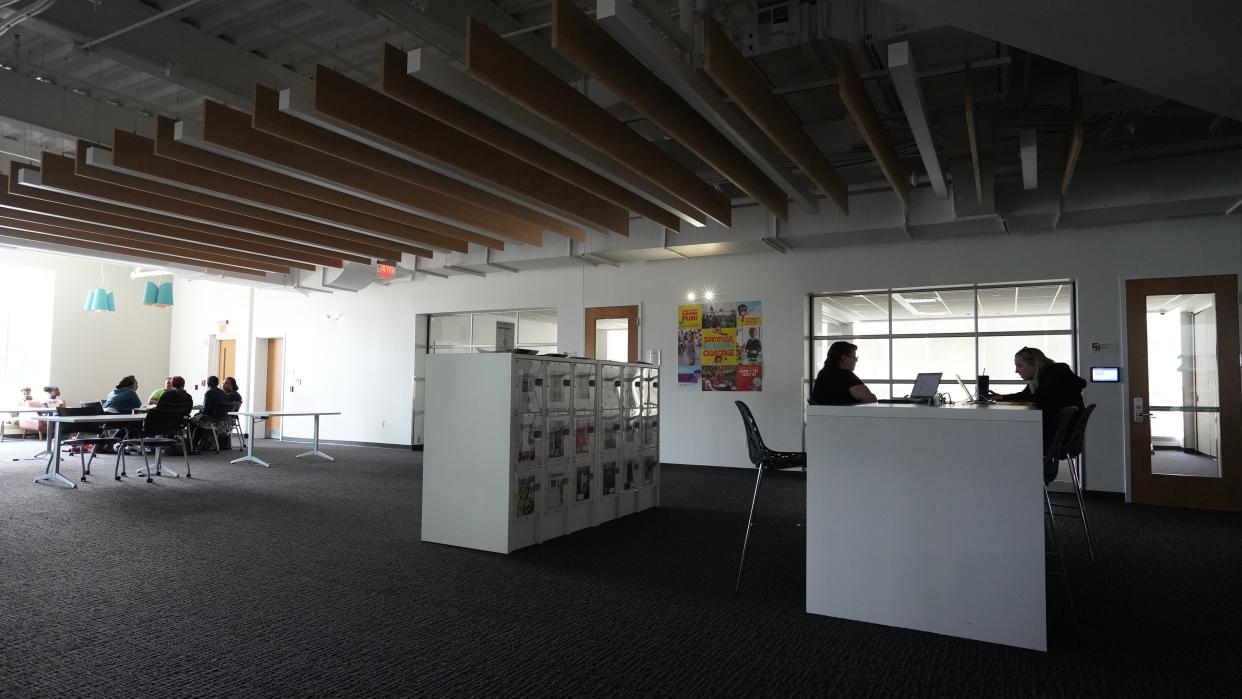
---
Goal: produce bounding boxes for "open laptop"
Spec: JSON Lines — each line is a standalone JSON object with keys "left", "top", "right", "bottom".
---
{"left": 955, "top": 374, "right": 975, "bottom": 402}
{"left": 879, "top": 372, "right": 942, "bottom": 404}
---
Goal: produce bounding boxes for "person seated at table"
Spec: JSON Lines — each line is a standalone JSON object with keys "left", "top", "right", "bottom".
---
{"left": 103, "top": 376, "right": 142, "bottom": 414}
{"left": 17, "top": 387, "right": 33, "bottom": 405}
{"left": 987, "top": 346, "right": 1086, "bottom": 483}
{"left": 155, "top": 376, "right": 193, "bottom": 413}
{"left": 42, "top": 385, "right": 63, "bottom": 407}
{"left": 191, "top": 376, "right": 229, "bottom": 450}
{"left": 149, "top": 377, "right": 173, "bottom": 405}
{"left": 222, "top": 376, "right": 243, "bottom": 406}
{"left": 811, "top": 341, "right": 877, "bottom": 405}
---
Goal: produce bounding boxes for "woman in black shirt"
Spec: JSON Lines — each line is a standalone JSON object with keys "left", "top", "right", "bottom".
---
{"left": 989, "top": 346, "right": 1086, "bottom": 482}
{"left": 811, "top": 341, "right": 878, "bottom": 405}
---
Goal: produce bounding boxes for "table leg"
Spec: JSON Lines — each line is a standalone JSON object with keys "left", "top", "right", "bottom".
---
{"left": 136, "top": 446, "right": 178, "bottom": 478}
{"left": 32, "top": 420, "right": 53, "bottom": 459}
{"left": 296, "top": 415, "right": 335, "bottom": 461}
{"left": 34, "top": 422, "right": 75, "bottom": 488}
{"left": 231, "top": 416, "right": 270, "bottom": 467}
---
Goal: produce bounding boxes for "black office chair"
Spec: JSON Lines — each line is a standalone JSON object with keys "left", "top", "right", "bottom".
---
{"left": 1053, "top": 403, "right": 1097, "bottom": 561}
{"left": 117, "top": 408, "right": 191, "bottom": 483}
{"left": 1044, "top": 406, "right": 1081, "bottom": 625}
{"left": 51, "top": 405, "right": 120, "bottom": 483}
{"left": 734, "top": 400, "right": 807, "bottom": 593}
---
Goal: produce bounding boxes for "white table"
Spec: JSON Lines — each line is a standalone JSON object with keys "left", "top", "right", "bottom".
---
{"left": 806, "top": 402, "right": 1047, "bottom": 651}
{"left": 1, "top": 408, "right": 53, "bottom": 445}
{"left": 229, "top": 411, "right": 340, "bottom": 468}
{"left": 35, "top": 413, "right": 147, "bottom": 489}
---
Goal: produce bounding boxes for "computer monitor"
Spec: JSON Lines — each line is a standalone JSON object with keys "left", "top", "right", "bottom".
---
{"left": 910, "top": 372, "right": 942, "bottom": 398}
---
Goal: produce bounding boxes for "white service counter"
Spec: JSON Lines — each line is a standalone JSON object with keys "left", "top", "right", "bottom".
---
{"left": 806, "top": 402, "right": 1047, "bottom": 651}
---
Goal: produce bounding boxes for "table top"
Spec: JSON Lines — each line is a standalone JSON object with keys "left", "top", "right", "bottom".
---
{"left": 41, "top": 413, "right": 148, "bottom": 423}
{"left": 4, "top": 408, "right": 55, "bottom": 414}
{"left": 231, "top": 411, "right": 341, "bottom": 418}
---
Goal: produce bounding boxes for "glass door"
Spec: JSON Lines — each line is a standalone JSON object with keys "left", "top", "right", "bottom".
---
{"left": 1127, "top": 275, "right": 1241, "bottom": 510}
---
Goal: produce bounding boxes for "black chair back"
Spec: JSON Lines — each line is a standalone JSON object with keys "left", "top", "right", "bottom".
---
{"left": 140, "top": 407, "right": 188, "bottom": 439}
{"left": 56, "top": 405, "right": 110, "bottom": 434}
{"left": 1048, "top": 406, "right": 1081, "bottom": 460}
{"left": 735, "top": 401, "right": 769, "bottom": 468}
{"left": 1065, "top": 403, "right": 1096, "bottom": 459}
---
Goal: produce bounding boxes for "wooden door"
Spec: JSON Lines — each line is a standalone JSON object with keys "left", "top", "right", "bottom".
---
{"left": 216, "top": 339, "right": 236, "bottom": 380}
{"left": 585, "top": 305, "right": 639, "bottom": 362}
{"left": 1126, "top": 274, "right": 1242, "bottom": 510}
{"left": 266, "top": 338, "right": 284, "bottom": 434}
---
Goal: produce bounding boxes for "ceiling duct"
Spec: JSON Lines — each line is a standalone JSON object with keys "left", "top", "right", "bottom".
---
{"left": 322, "top": 261, "right": 384, "bottom": 292}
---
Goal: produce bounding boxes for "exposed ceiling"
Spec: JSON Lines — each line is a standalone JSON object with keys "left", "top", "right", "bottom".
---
{"left": 0, "top": 0, "right": 1235, "bottom": 285}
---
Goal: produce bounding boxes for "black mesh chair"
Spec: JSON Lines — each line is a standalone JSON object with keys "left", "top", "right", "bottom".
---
{"left": 1053, "top": 403, "right": 1097, "bottom": 561}
{"left": 734, "top": 400, "right": 807, "bottom": 593}
{"left": 117, "top": 408, "right": 191, "bottom": 483}
{"left": 51, "top": 405, "right": 120, "bottom": 483}
{"left": 1044, "top": 406, "right": 1081, "bottom": 625}
{"left": 222, "top": 401, "right": 244, "bottom": 451}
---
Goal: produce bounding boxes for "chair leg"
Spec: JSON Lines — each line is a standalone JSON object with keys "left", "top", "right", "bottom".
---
{"left": 114, "top": 446, "right": 122, "bottom": 480}
{"left": 1067, "top": 455, "right": 1096, "bottom": 562}
{"left": 212, "top": 428, "right": 221, "bottom": 454}
{"left": 141, "top": 439, "right": 153, "bottom": 483}
{"left": 1045, "top": 486, "right": 1078, "bottom": 631}
{"left": 735, "top": 466, "right": 766, "bottom": 594}
{"left": 116, "top": 448, "right": 126, "bottom": 479}
{"left": 79, "top": 451, "right": 87, "bottom": 483}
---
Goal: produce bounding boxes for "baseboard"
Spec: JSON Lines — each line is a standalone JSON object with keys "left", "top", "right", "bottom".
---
{"left": 277, "top": 437, "right": 412, "bottom": 451}
{"left": 1084, "top": 490, "right": 1125, "bottom": 501}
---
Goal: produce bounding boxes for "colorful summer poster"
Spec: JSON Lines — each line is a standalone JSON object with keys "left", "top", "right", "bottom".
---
{"left": 677, "top": 300, "right": 763, "bottom": 390}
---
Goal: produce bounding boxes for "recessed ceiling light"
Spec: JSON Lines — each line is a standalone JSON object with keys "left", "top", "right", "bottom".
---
{"left": 34, "top": 75, "right": 52, "bottom": 83}
{"left": 0, "top": 63, "right": 11, "bottom": 71}
{"left": 72, "top": 88, "right": 89, "bottom": 96}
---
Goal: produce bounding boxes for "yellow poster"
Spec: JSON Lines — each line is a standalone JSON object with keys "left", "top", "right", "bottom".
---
{"left": 678, "top": 304, "right": 702, "bottom": 330}
{"left": 701, "top": 328, "right": 738, "bottom": 366}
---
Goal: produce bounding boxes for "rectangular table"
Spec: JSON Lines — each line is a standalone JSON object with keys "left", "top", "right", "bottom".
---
{"left": 805, "top": 402, "right": 1047, "bottom": 651}
{"left": 229, "top": 411, "right": 341, "bottom": 468}
{"left": 1, "top": 408, "right": 54, "bottom": 445}
{"left": 35, "top": 413, "right": 147, "bottom": 489}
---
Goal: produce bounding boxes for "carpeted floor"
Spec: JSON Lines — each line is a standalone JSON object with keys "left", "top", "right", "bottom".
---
{"left": 1, "top": 438, "right": 1239, "bottom": 697}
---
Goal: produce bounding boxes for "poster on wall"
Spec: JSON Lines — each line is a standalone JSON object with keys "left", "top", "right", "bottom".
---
{"left": 676, "top": 300, "right": 762, "bottom": 390}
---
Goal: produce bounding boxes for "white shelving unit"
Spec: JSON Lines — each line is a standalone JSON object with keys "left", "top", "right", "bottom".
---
{"left": 422, "top": 354, "right": 660, "bottom": 553}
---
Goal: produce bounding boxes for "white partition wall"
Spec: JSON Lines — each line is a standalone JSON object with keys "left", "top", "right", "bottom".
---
{"left": 422, "top": 354, "right": 660, "bottom": 553}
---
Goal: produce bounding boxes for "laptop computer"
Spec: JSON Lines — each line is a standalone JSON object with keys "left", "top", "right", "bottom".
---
{"left": 955, "top": 374, "right": 975, "bottom": 402}
{"left": 879, "top": 372, "right": 942, "bottom": 404}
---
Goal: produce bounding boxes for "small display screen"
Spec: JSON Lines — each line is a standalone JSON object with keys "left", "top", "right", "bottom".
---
{"left": 1091, "top": 367, "right": 1121, "bottom": 383}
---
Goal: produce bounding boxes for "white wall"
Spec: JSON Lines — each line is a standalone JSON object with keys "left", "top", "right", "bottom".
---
{"left": 0, "top": 248, "right": 171, "bottom": 405}
{"left": 166, "top": 216, "right": 1242, "bottom": 493}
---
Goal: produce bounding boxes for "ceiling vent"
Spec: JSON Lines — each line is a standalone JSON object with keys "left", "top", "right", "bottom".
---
{"left": 322, "top": 261, "right": 381, "bottom": 292}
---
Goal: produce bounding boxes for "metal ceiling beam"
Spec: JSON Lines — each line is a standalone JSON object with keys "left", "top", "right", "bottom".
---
{"left": 888, "top": 42, "right": 947, "bottom": 200}
{"left": 73, "top": 140, "right": 399, "bottom": 260}
{"left": 303, "top": 64, "right": 619, "bottom": 238}
{"left": 0, "top": 66, "right": 154, "bottom": 141}
{"left": 964, "top": 70, "right": 984, "bottom": 205}
{"left": 407, "top": 47, "right": 686, "bottom": 231}
{"left": 838, "top": 52, "right": 911, "bottom": 210}
{"left": 595, "top": 0, "right": 817, "bottom": 215}
{"left": 1061, "top": 89, "right": 1084, "bottom": 196}
{"left": 252, "top": 85, "right": 578, "bottom": 242}
{"left": 700, "top": 17, "right": 849, "bottom": 214}
{"left": 188, "top": 103, "right": 513, "bottom": 250}
{"left": 466, "top": 18, "right": 729, "bottom": 227}
{"left": 1020, "top": 128, "right": 1038, "bottom": 190}
{"left": 383, "top": 45, "right": 664, "bottom": 232}
{"left": 552, "top": 0, "right": 787, "bottom": 222}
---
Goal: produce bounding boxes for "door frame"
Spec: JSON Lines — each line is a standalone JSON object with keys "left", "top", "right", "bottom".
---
{"left": 585, "top": 305, "right": 639, "bottom": 362}
{"left": 1125, "top": 273, "right": 1241, "bottom": 510}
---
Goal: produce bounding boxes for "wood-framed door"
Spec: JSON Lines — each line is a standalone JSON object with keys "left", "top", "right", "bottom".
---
{"left": 585, "top": 305, "right": 638, "bottom": 362}
{"left": 1126, "top": 274, "right": 1242, "bottom": 510}
{"left": 216, "top": 338, "right": 236, "bottom": 380}
{"left": 266, "top": 338, "right": 284, "bottom": 435}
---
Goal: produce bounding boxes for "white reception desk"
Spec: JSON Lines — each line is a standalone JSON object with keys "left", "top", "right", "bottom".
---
{"left": 806, "top": 402, "right": 1046, "bottom": 651}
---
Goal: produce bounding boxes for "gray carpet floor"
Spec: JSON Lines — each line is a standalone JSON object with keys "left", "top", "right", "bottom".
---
{"left": 1, "top": 438, "right": 1240, "bottom": 697}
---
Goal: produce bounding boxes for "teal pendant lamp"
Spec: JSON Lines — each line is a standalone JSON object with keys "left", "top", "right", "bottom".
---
{"left": 84, "top": 263, "right": 117, "bottom": 313}
{"left": 143, "top": 280, "right": 174, "bottom": 308}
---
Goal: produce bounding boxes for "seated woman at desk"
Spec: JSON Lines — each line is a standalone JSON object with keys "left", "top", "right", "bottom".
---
{"left": 103, "top": 376, "right": 142, "bottom": 414}
{"left": 811, "top": 341, "right": 877, "bottom": 405}
{"left": 988, "top": 346, "right": 1086, "bottom": 482}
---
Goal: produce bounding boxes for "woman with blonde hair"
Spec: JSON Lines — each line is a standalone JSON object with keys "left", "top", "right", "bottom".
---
{"left": 990, "top": 347, "right": 1086, "bottom": 482}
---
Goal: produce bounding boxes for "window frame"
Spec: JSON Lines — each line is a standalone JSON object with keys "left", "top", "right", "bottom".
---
{"left": 808, "top": 281, "right": 1077, "bottom": 396}
{"left": 426, "top": 308, "right": 559, "bottom": 355}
